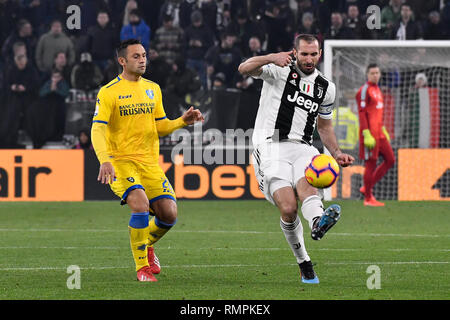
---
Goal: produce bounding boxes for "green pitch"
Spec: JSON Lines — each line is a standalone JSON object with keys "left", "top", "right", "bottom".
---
{"left": 0, "top": 200, "right": 448, "bottom": 300}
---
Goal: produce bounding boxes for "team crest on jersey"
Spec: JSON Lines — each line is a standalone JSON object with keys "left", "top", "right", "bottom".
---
{"left": 317, "top": 86, "right": 324, "bottom": 99}
{"left": 299, "top": 79, "right": 313, "bottom": 97}
{"left": 127, "top": 177, "right": 135, "bottom": 183}
{"left": 146, "top": 89, "right": 154, "bottom": 100}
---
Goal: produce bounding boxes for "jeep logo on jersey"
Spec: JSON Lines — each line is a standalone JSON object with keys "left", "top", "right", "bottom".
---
{"left": 286, "top": 91, "right": 319, "bottom": 113}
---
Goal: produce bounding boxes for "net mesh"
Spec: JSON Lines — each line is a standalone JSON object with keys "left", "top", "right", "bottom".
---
{"left": 329, "top": 44, "right": 450, "bottom": 200}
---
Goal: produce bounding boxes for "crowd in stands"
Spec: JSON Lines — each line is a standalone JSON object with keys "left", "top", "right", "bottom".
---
{"left": 0, "top": 0, "right": 449, "bottom": 149}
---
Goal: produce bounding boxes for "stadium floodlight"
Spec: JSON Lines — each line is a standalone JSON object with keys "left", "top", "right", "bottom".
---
{"left": 323, "top": 40, "right": 450, "bottom": 200}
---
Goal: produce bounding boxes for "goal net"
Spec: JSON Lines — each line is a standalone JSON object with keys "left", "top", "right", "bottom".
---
{"left": 323, "top": 40, "right": 450, "bottom": 201}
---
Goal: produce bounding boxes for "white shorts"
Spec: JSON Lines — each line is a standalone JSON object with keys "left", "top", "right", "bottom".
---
{"left": 252, "top": 141, "right": 320, "bottom": 205}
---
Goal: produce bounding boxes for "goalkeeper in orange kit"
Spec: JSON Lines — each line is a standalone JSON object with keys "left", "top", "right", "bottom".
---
{"left": 355, "top": 63, "right": 395, "bottom": 207}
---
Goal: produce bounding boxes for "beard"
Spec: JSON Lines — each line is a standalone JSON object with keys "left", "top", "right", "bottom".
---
{"left": 297, "top": 61, "right": 316, "bottom": 75}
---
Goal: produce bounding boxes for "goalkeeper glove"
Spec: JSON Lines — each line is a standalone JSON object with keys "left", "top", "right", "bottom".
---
{"left": 362, "top": 129, "right": 376, "bottom": 150}
{"left": 382, "top": 126, "right": 390, "bottom": 142}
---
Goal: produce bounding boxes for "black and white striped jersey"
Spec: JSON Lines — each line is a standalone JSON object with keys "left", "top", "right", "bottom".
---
{"left": 251, "top": 63, "right": 336, "bottom": 147}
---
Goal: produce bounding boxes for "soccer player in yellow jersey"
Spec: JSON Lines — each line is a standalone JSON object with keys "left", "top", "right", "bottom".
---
{"left": 91, "top": 39, "right": 204, "bottom": 282}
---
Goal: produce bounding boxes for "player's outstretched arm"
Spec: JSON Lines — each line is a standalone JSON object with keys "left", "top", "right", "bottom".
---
{"left": 238, "top": 50, "right": 294, "bottom": 77}
{"left": 317, "top": 117, "right": 354, "bottom": 167}
{"left": 156, "top": 106, "right": 204, "bottom": 137}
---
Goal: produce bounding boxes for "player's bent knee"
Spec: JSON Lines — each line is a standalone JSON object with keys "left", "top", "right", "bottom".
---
{"left": 277, "top": 202, "right": 298, "bottom": 221}
{"left": 152, "top": 198, "right": 177, "bottom": 224}
{"left": 126, "top": 189, "right": 150, "bottom": 213}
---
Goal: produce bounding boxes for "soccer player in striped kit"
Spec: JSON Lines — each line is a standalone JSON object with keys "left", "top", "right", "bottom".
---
{"left": 356, "top": 63, "right": 395, "bottom": 207}
{"left": 239, "top": 34, "right": 354, "bottom": 284}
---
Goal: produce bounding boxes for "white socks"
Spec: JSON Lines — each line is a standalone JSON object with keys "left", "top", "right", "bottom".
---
{"left": 301, "top": 195, "right": 324, "bottom": 229}
{"left": 280, "top": 215, "right": 310, "bottom": 264}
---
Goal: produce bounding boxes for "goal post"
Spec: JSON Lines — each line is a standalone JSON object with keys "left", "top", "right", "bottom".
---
{"left": 323, "top": 40, "right": 450, "bottom": 201}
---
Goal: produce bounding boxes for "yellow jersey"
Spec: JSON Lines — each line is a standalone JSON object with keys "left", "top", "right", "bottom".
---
{"left": 93, "top": 75, "right": 167, "bottom": 164}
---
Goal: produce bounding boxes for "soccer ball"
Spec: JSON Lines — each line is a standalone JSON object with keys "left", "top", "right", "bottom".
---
{"left": 304, "top": 154, "right": 340, "bottom": 188}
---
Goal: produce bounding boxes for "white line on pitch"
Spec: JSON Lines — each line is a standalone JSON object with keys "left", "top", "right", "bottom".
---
{"left": 0, "top": 228, "right": 448, "bottom": 238}
{"left": 0, "top": 261, "right": 448, "bottom": 271}
{"left": 0, "top": 246, "right": 448, "bottom": 252}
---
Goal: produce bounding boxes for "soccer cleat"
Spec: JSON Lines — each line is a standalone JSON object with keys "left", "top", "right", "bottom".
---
{"left": 147, "top": 246, "right": 161, "bottom": 274}
{"left": 311, "top": 204, "right": 341, "bottom": 240}
{"left": 137, "top": 266, "right": 157, "bottom": 282}
{"left": 299, "top": 260, "right": 319, "bottom": 284}
{"left": 364, "top": 197, "right": 385, "bottom": 207}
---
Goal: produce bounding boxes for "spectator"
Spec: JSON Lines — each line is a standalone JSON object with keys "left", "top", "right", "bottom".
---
{"left": 205, "top": 31, "right": 242, "bottom": 89}
{"left": 37, "top": 70, "right": 70, "bottom": 143}
{"left": 211, "top": 72, "right": 226, "bottom": 90}
{"left": 380, "top": 0, "right": 403, "bottom": 39}
{"left": 423, "top": 11, "right": 446, "bottom": 40}
{"left": 166, "top": 56, "right": 202, "bottom": 99}
{"left": 1, "top": 53, "right": 39, "bottom": 148}
{"left": 51, "top": 52, "right": 72, "bottom": 83}
{"left": 325, "top": 12, "right": 356, "bottom": 39}
{"left": 345, "top": 4, "right": 364, "bottom": 39}
{"left": 226, "top": 9, "right": 264, "bottom": 57}
{"left": 122, "top": 0, "right": 138, "bottom": 26}
{"left": 0, "top": 0, "right": 21, "bottom": 47}
{"left": 120, "top": 9, "right": 151, "bottom": 52}
{"left": 216, "top": 0, "right": 233, "bottom": 35}
{"left": 179, "top": 0, "right": 199, "bottom": 29}
{"left": 262, "top": 2, "right": 295, "bottom": 52}
{"left": 297, "top": 12, "right": 322, "bottom": 41}
{"left": 87, "top": 10, "right": 118, "bottom": 71}
{"left": 71, "top": 52, "right": 104, "bottom": 91}
{"left": 1, "top": 19, "right": 37, "bottom": 65}
{"left": 407, "top": 0, "right": 440, "bottom": 22}
{"left": 199, "top": 0, "right": 218, "bottom": 37}
{"left": 234, "top": 36, "right": 265, "bottom": 92}
{"left": 35, "top": 19, "right": 76, "bottom": 73}
{"left": 184, "top": 10, "right": 215, "bottom": 89}
{"left": 391, "top": 3, "right": 423, "bottom": 40}
{"left": 72, "top": 129, "right": 93, "bottom": 150}
{"left": 21, "top": 0, "right": 60, "bottom": 36}
{"left": 11, "top": 42, "right": 27, "bottom": 61}
{"left": 152, "top": 13, "right": 184, "bottom": 65}
{"left": 142, "top": 49, "right": 172, "bottom": 89}
{"left": 246, "top": 36, "right": 266, "bottom": 58}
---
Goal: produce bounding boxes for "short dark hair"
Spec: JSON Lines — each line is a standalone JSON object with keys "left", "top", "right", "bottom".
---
{"left": 97, "top": 10, "right": 109, "bottom": 17}
{"left": 294, "top": 34, "right": 321, "bottom": 50}
{"left": 116, "top": 39, "right": 142, "bottom": 58}
{"left": 366, "top": 63, "right": 379, "bottom": 73}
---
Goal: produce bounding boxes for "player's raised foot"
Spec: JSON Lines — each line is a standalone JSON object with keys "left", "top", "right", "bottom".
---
{"left": 136, "top": 266, "right": 157, "bottom": 282}
{"left": 147, "top": 246, "right": 161, "bottom": 274}
{"left": 364, "top": 196, "right": 385, "bottom": 207}
{"left": 311, "top": 204, "right": 341, "bottom": 240}
{"left": 299, "top": 260, "right": 319, "bottom": 284}
{"left": 360, "top": 186, "right": 365, "bottom": 195}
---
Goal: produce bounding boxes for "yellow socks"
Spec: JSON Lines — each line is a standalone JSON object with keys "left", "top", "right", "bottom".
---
{"left": 147, "top": 216, "right": 177, "bottom": 246}
{"left": 128, "top": 212, "right": 150, "bottom": 271}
